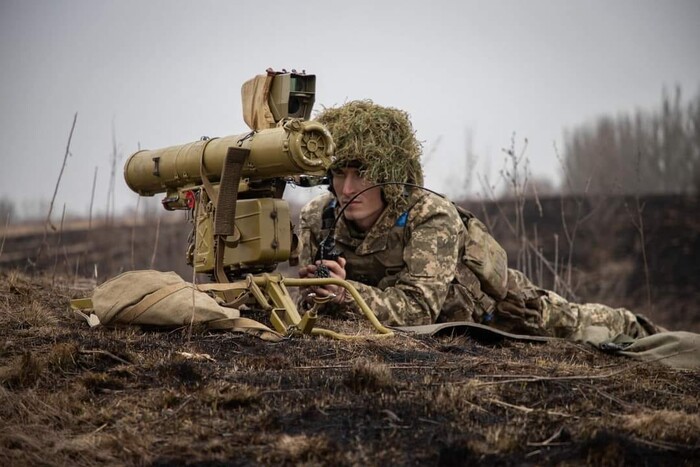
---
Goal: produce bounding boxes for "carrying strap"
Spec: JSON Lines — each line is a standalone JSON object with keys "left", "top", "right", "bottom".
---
{"left": 70, "top": 298, "right": 101, "bottom": 327}
{"left": 206, "top": 316, "right": 283, "bottom": 342}
{"left": 199, "top": 137, "right": 219, "bottom": 206}
{"left": 206, "top": 316, "right": 273, "bottom": 331}
{"left": 213, "top": 147, "right": 250, "bottom": 285}
{"left": 117, "top": 283, "right": 190, "bottom": 324}
{"left": 196, "top": 281, "right": 251, "bottom": 308}
{"left": 70, "top": 283, "right": 190, "bottom": 325}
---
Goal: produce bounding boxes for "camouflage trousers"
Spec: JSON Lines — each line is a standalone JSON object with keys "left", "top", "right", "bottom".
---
{"left": 541, "top": 290, "right": 655, "bottom": 341}
{"left": 491, "top": 269, "right": 657, "bottom": 340}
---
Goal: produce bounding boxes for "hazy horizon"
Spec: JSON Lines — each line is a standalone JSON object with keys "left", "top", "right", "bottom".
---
{"left": 1, "top": 0, "right": 699, "bottom": 222}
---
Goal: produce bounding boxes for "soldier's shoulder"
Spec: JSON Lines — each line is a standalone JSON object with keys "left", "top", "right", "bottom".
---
{"left": 411, "top": 191, "right": 461, "bottom": 222}
{"left": 300, "top": 192, "right": 335, "bottom": 224}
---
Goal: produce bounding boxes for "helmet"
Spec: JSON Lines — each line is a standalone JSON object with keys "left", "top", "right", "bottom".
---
{"left": 315, "top": 100, "right": 423, "bottom": 210}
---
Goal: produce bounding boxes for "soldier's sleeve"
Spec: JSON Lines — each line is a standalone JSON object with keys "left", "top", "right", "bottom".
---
{"left": 343, "top": 197, "right": 461, "bottom": 326}
{"left": 297, "top": 193, "right": 331, "bottom": 267}
{"left": 296, "top": 193, "right": 339, "bottom": 311}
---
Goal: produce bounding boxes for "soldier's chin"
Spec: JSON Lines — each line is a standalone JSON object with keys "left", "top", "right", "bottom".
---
{"left": 342, "top": 207, "right": 363, "bottom": 221}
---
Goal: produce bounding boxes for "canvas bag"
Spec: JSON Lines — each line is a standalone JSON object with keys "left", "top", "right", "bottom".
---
{"left": 72, "top": 270, "right": 280, "bottom": 339}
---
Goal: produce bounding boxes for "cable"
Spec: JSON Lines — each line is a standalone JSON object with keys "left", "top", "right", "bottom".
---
{"left": 316, "top": 182, "right": 447, "bottom": 272}
{"left": 329, "top": 181, "right": 445, "bottom": 232}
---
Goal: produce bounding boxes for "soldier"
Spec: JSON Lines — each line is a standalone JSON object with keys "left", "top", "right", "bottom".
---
{"left": 298, "top": 100, "right": 658, "bottom": 340}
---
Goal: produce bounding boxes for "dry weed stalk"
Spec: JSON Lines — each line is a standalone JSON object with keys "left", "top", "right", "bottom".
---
{"left": 131, "top": 196, "right": 141, "bottom": 270}
{"left": 73, "top": 254, "right": 80, "bottom": 285}
{"left": 149, "top": 215, "right": 161, "bottom": 269}
{"left": 35, "top": 112, "right": 78, "bottom": 270}
{"left": 622, "top": 150, "right": 653, "bottom": 316}
{"left": 479, "top": 136, "right": 577, "bottom": 297}
{"left": 477, "top": 172, "right": 515, "bottom": 233}
{"left": 554, "top": 142, "right": 595, "bottom": 299}
{"left": 501, "top": 134, "right": 531, "bottom": 274}
{"left": 553, "top": 233, "right": 560, "bottom": 293}
{"left": 77, "top": 165, "right": 100, "bottom": 282}
{"left": 0, "top": 210, "right": 10, "bottom": 260}
{"left": 187, "top": 239, "right": 198, "bottom": 344}
{"left": 44, "top": 113, "right": 78, "bottom": 232}
{"left": 532, "top": 224, "right": 543, "bottom": 285}
{"left": 88, "top": 166, "right": 98, "bottom": 231}
{"left": 628, "top": 195, "right": 652, "bottom": 314}
{"left": 445, "top": 128, "right": 479, "bottom": 200}
{"left": 559, "top": 181, "right": 592, "bottom": 293}
{"left": 51, "top": 204, "right": 67, "bottom": 285}
{"left": 105, "top": 121, "right": 121, "bottom": 226}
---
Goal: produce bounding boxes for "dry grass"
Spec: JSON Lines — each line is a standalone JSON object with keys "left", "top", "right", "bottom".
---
{"left": 0, "top": 270, "right": 698, "bottom": 466}
{"left": 345, "top": 360, "right": 394, "bottom": 391}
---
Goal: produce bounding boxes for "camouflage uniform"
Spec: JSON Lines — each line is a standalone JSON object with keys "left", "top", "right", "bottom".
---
{"left": 300, "top": 99, "right": 655, "bottom": 340}
{"left": 300, "top": 190, "right": 462, "bottom": 326}
{"left": 299, "top": 191, "right": 655, "bottom": 340}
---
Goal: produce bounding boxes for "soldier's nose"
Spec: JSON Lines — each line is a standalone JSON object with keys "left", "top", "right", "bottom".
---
{"left": 342, "top": 178, "right": 356, "bottom": 197}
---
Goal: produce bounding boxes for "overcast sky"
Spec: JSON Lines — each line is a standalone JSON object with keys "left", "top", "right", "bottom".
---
{"left": 1, "top": 0, "right": 699, "bottom": 220}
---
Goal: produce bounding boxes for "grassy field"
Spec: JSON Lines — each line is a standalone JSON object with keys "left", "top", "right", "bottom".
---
{"left": 1, "top": 271, "right": 698, "bottom": 466}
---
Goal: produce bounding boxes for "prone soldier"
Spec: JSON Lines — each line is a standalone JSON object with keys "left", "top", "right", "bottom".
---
{"left": 297, "top": 100, "right": 660, "bottom": 340}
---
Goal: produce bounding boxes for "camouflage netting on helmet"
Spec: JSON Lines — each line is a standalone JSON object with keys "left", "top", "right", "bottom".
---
{"left": 316, "top": 100, "right": 424, "bottom": 210}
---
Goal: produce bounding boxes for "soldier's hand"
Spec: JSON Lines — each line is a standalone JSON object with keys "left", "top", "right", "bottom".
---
{"left": 316, "top": 257, "right": 346, "bottom": 278}
{"left": 298, "top": 264, "right": 319, "bottom": 308}
{"left": 298, "top": 263, "right": 317, "bottom": 279}
{"left": 493, "top": 290, "right": 546, "bottom": 334}
{"left": 314, "top": 258, "right": 348, "bottom": 303}
{"left": 299, "top": 258, "right": 348, "bottom": 305}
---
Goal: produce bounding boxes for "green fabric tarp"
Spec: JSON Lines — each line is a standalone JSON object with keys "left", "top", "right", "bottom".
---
{"left": 595, "top": 330, "right": 700, "bottom": 371}
{"left": 395, "top": 322, "right": 700, "bottom": 371}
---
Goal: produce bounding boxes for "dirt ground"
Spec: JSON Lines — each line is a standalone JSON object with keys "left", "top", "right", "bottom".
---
{"left": 1, "top": 271, "right": 698, "bottom": 466}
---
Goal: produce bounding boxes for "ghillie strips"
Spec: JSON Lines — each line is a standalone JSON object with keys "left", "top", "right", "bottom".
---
{"left": 318, "top": 100, "right": 424, "bottom": 212}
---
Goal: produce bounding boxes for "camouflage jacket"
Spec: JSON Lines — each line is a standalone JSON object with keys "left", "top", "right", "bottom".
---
{"left": 298, "top": 190, "right": 497, "bottom": 326}
{"left": 298, "top": 191, "right": 656, "bottom": 338}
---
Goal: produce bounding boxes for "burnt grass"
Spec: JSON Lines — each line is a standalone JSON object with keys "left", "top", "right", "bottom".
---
{"left": 1, "top": 272, "right": 698, "bottom": 466}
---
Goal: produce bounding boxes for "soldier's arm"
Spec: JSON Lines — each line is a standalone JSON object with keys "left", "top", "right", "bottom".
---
{"left": 343, "top": 199, "right": 461, "bottom": 326}
{"left": 297, "top": 194, "right": 331, "bottom": 269}
{"left": 296, "top": 194, "right": 329, "bottom": 306}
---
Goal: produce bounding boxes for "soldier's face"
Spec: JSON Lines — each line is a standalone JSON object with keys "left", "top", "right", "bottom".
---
{"left": 332, "top": 167, "right": 386, "bottom": 231}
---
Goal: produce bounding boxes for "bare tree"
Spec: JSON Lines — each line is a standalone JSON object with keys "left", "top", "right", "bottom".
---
{"left": 562, "top": 87, "right": 700, "bottom": 195}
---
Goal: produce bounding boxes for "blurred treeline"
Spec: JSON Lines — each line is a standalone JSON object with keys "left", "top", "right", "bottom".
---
{"left": 562, "top": 86, "right": 700, "bottom": 195}
{"left": 1, "top": 86, "right": 699, "bottom": 223}
{"left": 0, "top": 199, "right": 12, "bottom": 225}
